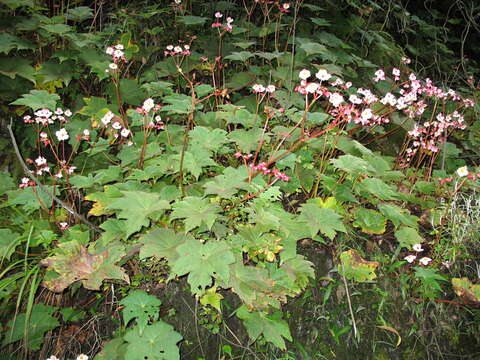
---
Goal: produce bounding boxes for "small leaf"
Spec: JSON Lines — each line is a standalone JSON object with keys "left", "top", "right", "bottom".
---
{"left": 177, "top": 15, "right": 207, "bottom": 26}
{"left": 353, "top": 208, "right": 386, "bottom": 234}
{"left": 358, "top": 177, "right": 398, "bottom": 200}
{"left": 236, "top": 306, "right": 292, "bottom": 350}
{"left": 120, "top": 290, "right": 161, "bottom": 331}
{"left": 338, "top": 250, "right": 378, "bottom": 282}
{"left": 394, "top": 226, "right": 423, "bottom": 249}
{"left": 331, "top": 155, "right": 375, "bottom": 175}
{"left": 225, "top": 51, "right": 255, "bottom": 62}
{"left": 200, "top": 287, "right": 224, "bottom": 311}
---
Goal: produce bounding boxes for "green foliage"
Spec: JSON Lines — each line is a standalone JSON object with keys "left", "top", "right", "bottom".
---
{"left": 299, "top": 201, "right": 346, "bottom": 240}
{"left": 10, "top": 89, "right": 60, "bottom": 110}
{"left": 338, "top": 250, "right": 379, "bottom": 282}
{"left": 120, "top": 290, "right": 162, "bottom": 331}
{"left": 170, "top": 197, "right": 221, "bottom": 232}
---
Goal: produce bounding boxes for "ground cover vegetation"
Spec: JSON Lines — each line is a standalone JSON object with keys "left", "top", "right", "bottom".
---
{"left": 0, "top": 0, "right": 480, "bottom": 359}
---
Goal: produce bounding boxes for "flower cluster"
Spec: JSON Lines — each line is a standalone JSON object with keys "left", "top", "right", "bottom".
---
{"left": 235, "top": 152, "right": 290, "bottom": 182}
{"left": 211, "top": 12, "right": 234, "bottom": 32}
{"left": 24, "top": 107, "right": 72, "bottom": 126}
{"left": 19, "top": 177, "right": 34, "bottom": 188}
{"left": 252, "top": 84, "right": 276, "bottom": 94}
{"left": 100, "top": 111, "right": 130, "bottom": 138}
{"left": 404, "top": 243, "right": 432, "bottom": 265}
{"left": 164, "top": 43, "right": 191, "bottom": 57}
{"left": 47, "top": 355, "right": 88, "bottom": 360}
{"left": 105, "top": 44, "right": 126, "bottom": 71}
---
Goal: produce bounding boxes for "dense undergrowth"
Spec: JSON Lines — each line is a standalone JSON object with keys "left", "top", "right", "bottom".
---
{"left": 1, "top": 0, "right": 480, "bottom": 359}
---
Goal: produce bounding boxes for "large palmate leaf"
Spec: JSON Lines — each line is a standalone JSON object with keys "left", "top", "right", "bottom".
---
{"left": 236, "top": 306, "right": 292, "bottom": 350}
{"left": 3, "top": 304, "right": 60, "bottom": 350}
{"left": 7, "top": 185, "right": 59, "bottom": 213}
{"left": 203, "top": 167, "right": 250, "bottom": 199}
{"left": 123, "top": 322, "right": 183, "bottom": 360}
{"left": 299, "top": 202, "right": 346, "bottom": 240}
{"left": 37, "top": 60, "right": 74, "bottom": 85}
{"left": 172, "top": 147, "right": 217, "bottom": 179}
{"left": 189, "top": 126, "right": 229, "bottom": 153}
{"left": 338, "top": 250, "right": 379, "bottom": 282}
{"left": 171, "top": 197, "right": 221, "bottom": 232}
{"left": 40, "top": 241, "right": 129, "bottom": 292}
{"left": 331, "top": 155, "right": 376, "bottom": 176}
{"left": 377, "top": 203, "right": 418, "bottom": 228}
{"left": 139, "top": 228, "right": 193, "bottom": 263}
{"left": 170, "top": 240, "right": 235, "bottom": 294}
{"left": 11, "top": 89, "right": 60, "bottom": 110}
{"left": 120, "top": 290, "right": 161, "bottom": 331}
{"left": 106, "top": 191, "right": 170, "bottom": 237}
{"left": 0, "top": 57, "right": 35, "bottom": 83}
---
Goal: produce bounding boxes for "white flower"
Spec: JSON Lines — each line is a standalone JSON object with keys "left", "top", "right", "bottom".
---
{"left": 35, "top": 156, "right": 47, "bottom": 166}
{"left": 64, "top": 109, "right": 72, "bottom": 117}
{"left": 109, "top": 63, "right": 118, "bottom": 70}
{"left": 226, "top": 17, "right": 233, "bottom": 24}
{"left": 40, "top": 132, "right": 48, "bottom": 139}
{"left": 166, "top": 44, "right": 174, "bottom": 50}
{"left": 54, "top": 108, "right": 63, "bottom": 115}
{"left": 115, "top": 44, "right": 124, "bottom": 50}
{"left": 105, "top": 47, "right": 114, "bottom": 55}
{"left": 83, "top": 129, "right": 90, "bottom": 136}
{"left": 305, "top": 82, "right": 319, "bottom": 94}
{"left": 76, "top": 355, "right": 89, "bottom": 360}
{"left": 404, "top": 255, "right": 416, "bottom": 263}
{"left": 215, "top": 11, "right": 223, "bottom": 18}
{"left": 55, "top": 128, "right": 69, "bottom": 141}
{"left": 315, "top": 69, "right": 331, "bottom": 81}
{"left": 21, "top": 177, "right": 29, "bottom": 184}
{"left": 112, "top": 122, "right": 122, "bottom": 130}
{"left": 456, "top": 166, "right": 468, "bottom": 177}
{"left": 142, "top": 98, "right": 155, "bottom": 112}
{"left": 121, "top": 128, "right": 130, "bottom": 137}
{"left": 174, "top": 0, "right": 181, "bottom": 4}
{"left": 283, "top": 3, "right": 290, "bottom": 9}
{"left": 412, "top": 244, "right": 424, "bottom": 252}
{"left": 67, "top": 166, "right": 76, "bottom": 174}
{"left": 361, "top": 108, "right": 373, "bottom": 121}
{"left": 55, "top": 172, "right": 63, "bottom": 178}
{"left": 47, "top": 356, "right": 60, "bottom": 360}
{"left": 113, "top": 49, "right": 124, "bottom": 58}
{"left": 101, "top": 111, "right": 114, "bottom": 125}
{"left": 155, "top": 115, "right": 162, "bottom": 122}
{"left": 265, "top": 85, "right": 276, "bottom": 93}
{"left": 419, "top": 257, "right": 432, "bottom": 266}
{"left": 349, "top": 94, "right": 362, "bottom": 104}
{"left": 328, "top": 93, "right": 344, "bottom": 107}
{"left": 184, "top": 44, "right": 190, "bottom": 50}
{"left": 173, "top": 46, "right": 182, "bottom": 53}
{"left": 299, "top": 69, "right": 311, "bottom": 80}
{"left": 252, "top": 84, "right": 265, "bottom": 93}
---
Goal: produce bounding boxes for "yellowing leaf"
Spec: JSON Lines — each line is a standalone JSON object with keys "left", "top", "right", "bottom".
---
{"left": 338, "top": 250, "right": 378, "bottom": 282}
{"left": 451, "top": 278, "right": 480, "bottom": 304}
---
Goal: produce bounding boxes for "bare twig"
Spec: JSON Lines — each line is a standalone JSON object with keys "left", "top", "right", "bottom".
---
{"left": 7, "top": 121, "right": 101, "bottom": 234}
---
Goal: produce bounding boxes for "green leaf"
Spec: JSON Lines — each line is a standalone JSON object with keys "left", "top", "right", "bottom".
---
{"left": 7, "top": 185, "right": 59, "bottom": 213}
{"left": 3, "top": 304, "right": 60, "bottom": 350}
{"left": 66, "top": 6, "right": 94, "bottom": 22}
{"left": 203, "top": 167, "right": 249, "bottom": 199}
{"left": 40, "top": 241, "right": 129, "bottom": 292}
{"left": 171, "top": 240, "right": 235, "bottom": 294}
{"left": 162, "top": 93, "right": 194, "bottom": 114}
{"left": 171, "top": 197, "right": 221, "bottom": 232}
{"left": 413, "top": 267, "right": 447, "bottom": 300}
{"left": 11, "top": 90, "right": 60, "bottom": 110}
{"left": 200, "top": 287, "right": 224, "bottom": 311}
{"left": 37, "top": 60, "right": 74, "bottom": 85}
{"left": 0, "top": 229, "right": 20, "bottom": 261}
{"left": 139, "top": 228, "right": 192, "bottom": 263}
{"left": 299, "top": 202, "right": 346, "bottom": 240}
{"left": 377, "top": 203, "right": 418, "bottom": 228}
{"left": 59, "top": 307, "right": 86, "bottom": 322}
{"left": 225, "top": 51, "right": 255, "bottom": 62}
{"left": 331, "top": 155, "right": 375, "bottom": 175}
{"left": 40, "top": 23, "right": 72, "bottom": 35}
{"left": 120, "top": 290, "right": 161, "bottom": 331}
{"left": 338, "top": 250, "right": 379, "bottom": 282}
{"left": 299, "top": 41, "right": 328, "bottom": 56}
{"left": 177, "top": 15, "right": 207, "bottom": 26}
{"left": 236, "top": 306, "right": 292, "bottom": 350}
{"left": 353, "top": 208, "right": 386, "bottom": 234}
{"left": 229, "top": 128, "right": 268, "bottom": 153}
{"left": 358, "top": 177, "right": 398, "bottom": 200}
{"left": 106, "top": 191, "right": 170, "bottom": 238}
{"left": 123, "top": 321, "right": 183, "bottom": 360}
{"left": 0, "top": 57, "right": 35, "bottom": 83}
{"left": 189, "top": 126, "right": 228, "bottom": 153}
{"left": 394, "top": 226, "right": 423, "bottom": 249}
{"left": 94, "top": 338, "right": 127, "bottom": 360}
